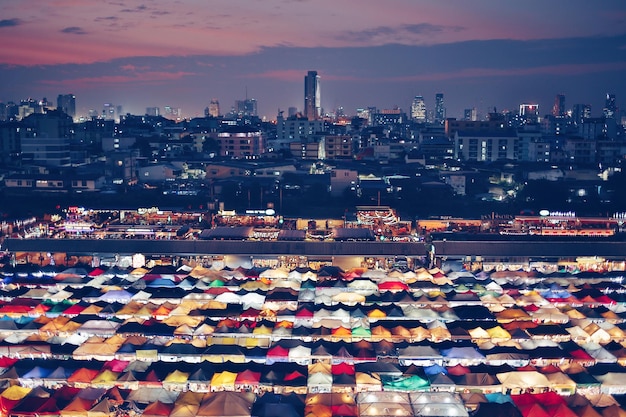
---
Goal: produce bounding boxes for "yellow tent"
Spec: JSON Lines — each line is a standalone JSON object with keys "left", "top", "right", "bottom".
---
{"left": 163, "top": 370, "right": 190, "bottom": 390}
{"left": 210, "top": 371, "right": 238, "bottom": 391}
{"left": 0, "top": 385, "right": 31, "bottom": 401}
{"left": 367, "top": 309, "right": 387, "bottom": 319}
{"left": 409, "top": 326, "right": 431, "bottom": 341}
{"left": 91, "top": 369, "right": 119, "bottom": 388}
{"left": 486, "top": 326, "right": 511, "bottom": 342}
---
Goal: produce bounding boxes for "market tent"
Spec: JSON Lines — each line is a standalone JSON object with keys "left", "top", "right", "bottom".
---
{"left": 127, "top": 387, "right": 178, "bottom": 405}
{"left": 196, "top": 391, "right": 256, "bottom": 417}
{"left": 357, "top": 392, "right": 412, "bottom": 416}
{"left": 473, "top": 402, "right": 523, "bottom": 417}
{"left": 60, "top": 397, "right": 93, "bottom": 417}
{"left": 234, "top": 369, "right": 261, "bottom": 390}
{"left": 90, "top": 369, "right": 119, "bottom": 388}
{"left": 597, "top": 373, "right": 626, "bottom": 394}
{"left": 398, "top": 345, "right": 443, "bottom": 366}
{"left": 410, "top": 392, "right": 468, "bottom": 417}
{"left": 452, "top": 372, "right": 501, "bottom": 393}
{"left": 0, "top": 385, "right": 31, "bottom": 415}
{"left": 210, "top": 371, "right": 238, "bottom": 391}
{"left": 355, "top": 372, "right": 382, "bottom": 391}
{"left": 143, "top": 400, "right": 175, "bottom": 417}
{"left": 382, "top": 374, "right": 430, "bottom": 391}
{"left": 169, "top": 392, "right": 204, "bottom": 417}
{"left": 496, "top": 371, "right": 551, "bottom": 393}
{"left": 162, "top": 370, "right": 190, "bottom": 391}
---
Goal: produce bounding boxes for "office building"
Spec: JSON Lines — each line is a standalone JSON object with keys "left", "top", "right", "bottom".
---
{"left": 463, "top": 108, "right": 478, "bottom": 121}
{"left": 572, "top": 104, "right": 591, "bottom": 125}
{"left": 206, "top": 99, "right": 220, "bottom": 118}
{"left": 604, "top": 93, "right": 617, "bottom": 119}
{"left": 454, "top": 129, "right": 518, "bottom": 162}
{"left": 435, "top": 93, "right": 445, "bottom": 123}
{"left": 216, "top": 125, "right": 265, "bottom": 158}
{"left": 411, "top": 96, "right": 426, "bottom": 122}
{"left": 519, "top": 103, "right": 539, "bottom": 124}
{"left": 57, "top": 94, "right": 76, "bottom": 118}
{"left": 146, "top": 107, "right": 160, "bottom": 117}
{"left": 304, "top": 71, "right": 321, "bottom": 120}
{"left": 233, "top": 98, "right": 257, "bottom": 118}
{"left": 552, "top": 94, "right": 565, "bottom": 117}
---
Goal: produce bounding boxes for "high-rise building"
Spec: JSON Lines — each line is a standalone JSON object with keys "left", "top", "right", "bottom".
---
{"left": 234, "top": 99, "right": 257, "bottom": 117}
{"left": 519, "top": 103, "right": 539, "bottom": 124}
{"left": 146, "top": 107, "right": 160, "bottom": 117}
{"left": 435, "top": 93, "right": 445, "bottom": 123}
{"left": 102, "top": 103, "right": 117, "bottom": 121}
{"left": 604, "top": 93, "right": 616, "bottom": 119}
{"left": 207, "top": 99, "right": 220, "bottom": 117}
{"left": 304, "top": 71, "right": 321, "bottom": 121}
{"left": 552, "top": 94, "right": 565, "bottom": 117}
{"left": 164, "top": 106, "right": 182, "bottom": 120}
{"left": 571, "top": 104, "right": 591, "bottom": 125}
{"left": 463, "top": 108, "right": 478, "bottom": 121}
{"left": 57, "top": 94, "right": 76, "bottom": 118}
{"left": 411, "top": 96, "right": 426, "bottom": 122}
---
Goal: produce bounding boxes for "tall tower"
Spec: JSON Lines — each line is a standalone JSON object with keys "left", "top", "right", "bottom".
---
{"left": 435, "top": 93, "right": 445, "bottom": 123}
{"left": 604, "top": 93, "right": 616, "bottom": 119}
{"left": 411, "top": 96, "right": 426, "bottom": 122}
{"left": 234, "top": 98, "right": 257, "bottom": 117}
{"left": 572, "top": 103, "right": 591, "bottom": 125}
{"left": 57, "top": 94, "right": 76, "bottom": 118}
{"left": 304, "top": 71, "right": 321, "bottom": 120}
{"left": 208, "top": 99, "right": 220, "bottom": 117}
{"left": 552, "top": 94, "right": 565, "bottom": 117}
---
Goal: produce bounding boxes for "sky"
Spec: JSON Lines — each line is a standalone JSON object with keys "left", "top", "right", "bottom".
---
{"left": 1, "top": 0, "right": 626, "bottom": 121}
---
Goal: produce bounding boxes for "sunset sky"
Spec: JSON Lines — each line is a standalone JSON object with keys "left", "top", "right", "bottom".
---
{"left": 1, "top": 0, "right": 625, "bottom": 119}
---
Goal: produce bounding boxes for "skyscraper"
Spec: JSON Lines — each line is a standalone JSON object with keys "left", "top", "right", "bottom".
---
{"left": 463, "top": 108, "right": 478, "bottom": 121}
{"left": 519, "top": 103, "right": 539, "bottom": 124}
{"left": 552, "top": 94, "right": 565, "bottom": 117}
{"left": 304, "top": 71, "right": 321, "bottom": 121}
{"left": 207, "top": 99, "right": 220, "bottom": 117}
{"left": 572, "top": 104, "right": 591, "bottom": 125}
{"left": 57, "top": 94, "right": 76, "bottom": 118}
{"left": 411, "top": 96, "right": 426, "bottom": 122}
{"left": 146, "top": 107, "right": 160, "bottom": 117}
{"left": 435, "top": 93, "right": 445, "bottom": 123}
{"left": 234, "top": 98, "right": 257, "bottom": 117}
{"left": 604, "top": 93, "right": 616, "bottom": 119}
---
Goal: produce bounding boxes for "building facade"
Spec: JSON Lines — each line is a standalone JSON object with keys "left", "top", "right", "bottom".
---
{"left": 411, "top": 96, "right": 426, "bottom": 122}
{"left": 304, "top": 71, "right": 321, "bottom": 121}
{"left": 216, "top": 126, "right": 265, "bottom": 158}
{"left": 454, "top": 130, "right": 518, "bottom": 162}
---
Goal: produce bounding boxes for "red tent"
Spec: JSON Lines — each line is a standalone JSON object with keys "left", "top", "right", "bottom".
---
{"left": 518, "top": 403, "right": 550, "bottom": 417}
{"left": 332, "top": 362, "right": 355, "bottom": 376}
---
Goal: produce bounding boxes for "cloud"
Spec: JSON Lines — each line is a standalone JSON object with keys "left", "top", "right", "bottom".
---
{"left": 0, "top": 18, "right": 22, "bottom": 28}
{"left": 94, "top": 16, "right": 119, "bottom": 22}
{"left": 61, "top": 26, "right": 87, "bottom": 35}
{"left": 338, "top": 23, "right": 466, "bottom": 44}
{"left": 120, "top": 64, "right": 151, "bottom": 71}
{"left": 39, "top": 70, "right": 197, "bottom": 88}
{"left": 381, "top": 61, "right": 626, "bottom": 83}
{"left": 120, "top": 4, "right": 148, "bottom": 13}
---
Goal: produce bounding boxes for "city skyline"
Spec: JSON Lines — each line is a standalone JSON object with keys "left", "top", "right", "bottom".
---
{"left": 1, "top": 1, "right": 626, "bottom": 119}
